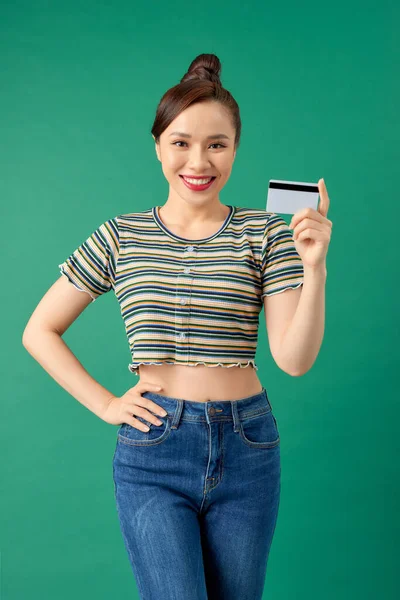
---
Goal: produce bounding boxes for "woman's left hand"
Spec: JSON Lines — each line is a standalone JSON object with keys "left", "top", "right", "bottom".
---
{"left": 289, "top": 178, "right": 332, "bottom": 269}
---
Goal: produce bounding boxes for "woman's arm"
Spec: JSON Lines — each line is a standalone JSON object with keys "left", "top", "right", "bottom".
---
{"left": 22, "top": 275, "right": 115, "bottom": 420}
{"left": 278, "top": 264, "right": 327, "bottom": 376}
{"left": 22, "top": 328, "right": 115, "bottom": 420}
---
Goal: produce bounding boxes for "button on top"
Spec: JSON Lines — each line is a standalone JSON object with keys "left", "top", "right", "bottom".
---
{"left": 186, "top": 245, "right": 194, "bottom": 252}
{"left": 184, "top": 267, "right": 191, "bottom": 274}
{"left": 180, "top": 298, "right": 187, "bottom": 305}
{"left": 208, "top": 407, "right": 216, "bottom": 415}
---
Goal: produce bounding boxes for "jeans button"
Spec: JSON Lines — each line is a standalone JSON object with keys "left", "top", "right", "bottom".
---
{"left": 208, "top": 407, "right": 216, "bottom": 415}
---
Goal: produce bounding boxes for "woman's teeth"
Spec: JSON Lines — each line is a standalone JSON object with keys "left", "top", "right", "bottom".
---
{"left": 182, "top": 176, "right": 213, "bottom": 185}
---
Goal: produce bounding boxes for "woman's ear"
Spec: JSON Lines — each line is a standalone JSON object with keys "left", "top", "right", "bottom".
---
{"left": 152, "top": 135, "right": 161, "bottom": 162}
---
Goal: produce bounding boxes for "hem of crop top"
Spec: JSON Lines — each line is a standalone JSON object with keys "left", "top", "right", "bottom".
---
{"left": 128, "top": 360, "right": 259, "bottom": 376}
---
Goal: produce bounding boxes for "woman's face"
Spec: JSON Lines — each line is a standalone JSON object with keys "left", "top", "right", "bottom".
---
{"left": 153, "top": 101, "right": 236, "bottom": 206}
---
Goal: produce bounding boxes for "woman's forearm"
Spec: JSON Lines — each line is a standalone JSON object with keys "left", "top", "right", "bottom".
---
{"left": 22, "top": 330, "right": 115, "bottom": 420}
{"left": 280, "top": 265, "right": 327, "bottom": 376}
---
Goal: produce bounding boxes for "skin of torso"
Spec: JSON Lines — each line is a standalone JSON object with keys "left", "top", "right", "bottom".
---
{"left": 138, "top": 209, "right": 264, "bottom": 403}
{"left": 139, "top": 363, "right": 263, "bottom": 403}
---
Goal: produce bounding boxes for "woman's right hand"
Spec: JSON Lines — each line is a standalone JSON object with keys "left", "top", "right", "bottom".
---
{"left": 101, "top": 381, "right": 168, "bottom": 431}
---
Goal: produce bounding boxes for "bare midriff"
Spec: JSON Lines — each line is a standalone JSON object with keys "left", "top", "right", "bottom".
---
{"left": 137, "top": 363, "right": 263, "bottom": 403}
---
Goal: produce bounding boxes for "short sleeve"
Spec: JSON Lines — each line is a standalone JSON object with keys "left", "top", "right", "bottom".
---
{"left": 58, "top": 217, "right": 120, "bottom": 302}
{"left": 261, "top": 213, "right": 304, "bottom": 297}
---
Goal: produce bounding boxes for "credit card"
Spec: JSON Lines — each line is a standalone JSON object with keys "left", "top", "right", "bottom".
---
{"left": 266, "top": 179, "right": 319, "bottom": 215}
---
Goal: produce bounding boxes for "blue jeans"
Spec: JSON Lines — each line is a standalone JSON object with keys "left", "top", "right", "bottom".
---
{"left": 112, "top": 386, "right": 281, "bottom": 600}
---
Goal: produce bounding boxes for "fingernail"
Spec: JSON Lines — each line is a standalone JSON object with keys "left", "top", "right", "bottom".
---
{"left": 160, "top": 410, "right": 167, "bottom": 416}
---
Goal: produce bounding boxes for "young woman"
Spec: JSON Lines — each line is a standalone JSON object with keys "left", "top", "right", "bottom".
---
{"left": 23, "top": 53, "right": 330, "bottom": 599}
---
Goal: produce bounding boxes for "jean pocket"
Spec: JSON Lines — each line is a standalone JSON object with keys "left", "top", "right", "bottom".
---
{"left": 238, "top": 408, "right": 280, "bottom": 449}
{"left": 117, "top": 415, "right": 172, "bottom": 447}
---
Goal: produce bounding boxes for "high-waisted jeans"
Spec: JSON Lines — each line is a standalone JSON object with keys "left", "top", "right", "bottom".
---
{"left": 112, "top": 386, "right": 281, "bottom": 600}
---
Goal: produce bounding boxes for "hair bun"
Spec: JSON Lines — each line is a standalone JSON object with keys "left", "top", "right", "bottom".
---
{"left": 181, "top": 53, "right": 222, "bottom": 85}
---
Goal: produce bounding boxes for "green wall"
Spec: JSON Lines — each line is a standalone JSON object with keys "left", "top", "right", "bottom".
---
{"left": 2, "top": 0, "right": 398, "bottom": 598}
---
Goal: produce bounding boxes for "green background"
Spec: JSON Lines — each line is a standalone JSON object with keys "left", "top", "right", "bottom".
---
{"left": 2, "top": 0, "right": 398, "bottom": 598}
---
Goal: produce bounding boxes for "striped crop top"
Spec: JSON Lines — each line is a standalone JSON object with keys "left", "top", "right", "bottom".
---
{"left": 58, "top": 205, "right": 304, "bottom": 376}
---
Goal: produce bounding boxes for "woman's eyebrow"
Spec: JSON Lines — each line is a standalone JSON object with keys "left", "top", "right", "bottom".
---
{"left": 168, "top": 131, "right": 230, "bottom": 140}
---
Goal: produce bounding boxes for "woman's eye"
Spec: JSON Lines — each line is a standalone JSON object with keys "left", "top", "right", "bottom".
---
{"left": 171, "top": 141, "right": 226, "bottom": 149}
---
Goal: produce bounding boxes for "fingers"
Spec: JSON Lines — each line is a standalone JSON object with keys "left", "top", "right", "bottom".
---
{"left": 128, "top": 415, "right": 157, "bottom": 432}
{"left": 135, "top": 381, "right": 168, "bottom": 416}
{"left": 290, "top": 208, "right": 329, "bottom": 230}
{"left": 132, "top": 404, "right": 165, "bottom": 427}
{"left": 128, "top": 416, "right": 152, "bottom": 432}
{"left": 123, "top": 381, "right": 168, "bottom": 431}
{"left": 293, "top": 217, "right": 331, "bottom": 240}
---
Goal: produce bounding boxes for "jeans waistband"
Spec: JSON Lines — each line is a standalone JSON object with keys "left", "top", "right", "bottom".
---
{"left": 141, "top": 386, "right": 273, "bottom": 431}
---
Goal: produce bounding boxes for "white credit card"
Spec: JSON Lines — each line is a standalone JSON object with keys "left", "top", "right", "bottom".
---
{"left": 266, "top": 179, "right": 320, "bottom": 215}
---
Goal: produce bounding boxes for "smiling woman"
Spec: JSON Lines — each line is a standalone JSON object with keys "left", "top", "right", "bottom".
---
{"left": 110, "top": 52, "right": 293, "bottom": 600}
{"left": 24, "top": 51, "right": 294, "bottom": 600}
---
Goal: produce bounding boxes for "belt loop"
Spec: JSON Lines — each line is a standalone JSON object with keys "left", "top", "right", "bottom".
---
{"left": 231, "top": 400, "right": 241, "bottom": 433}
{"left": 170, "top": 400, "right": 184, "bottom": 429}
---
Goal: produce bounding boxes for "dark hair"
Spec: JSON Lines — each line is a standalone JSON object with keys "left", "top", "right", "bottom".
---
{"left": 151, "top": 53, "right": 241, "bottom": 150}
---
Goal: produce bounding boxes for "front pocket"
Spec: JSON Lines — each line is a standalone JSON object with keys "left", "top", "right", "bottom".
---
{"left": 117, "top": 415, "right": 172, "bottom": 447}
{"left": 238, "top": 409, "right": 280, "bottom": 448}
